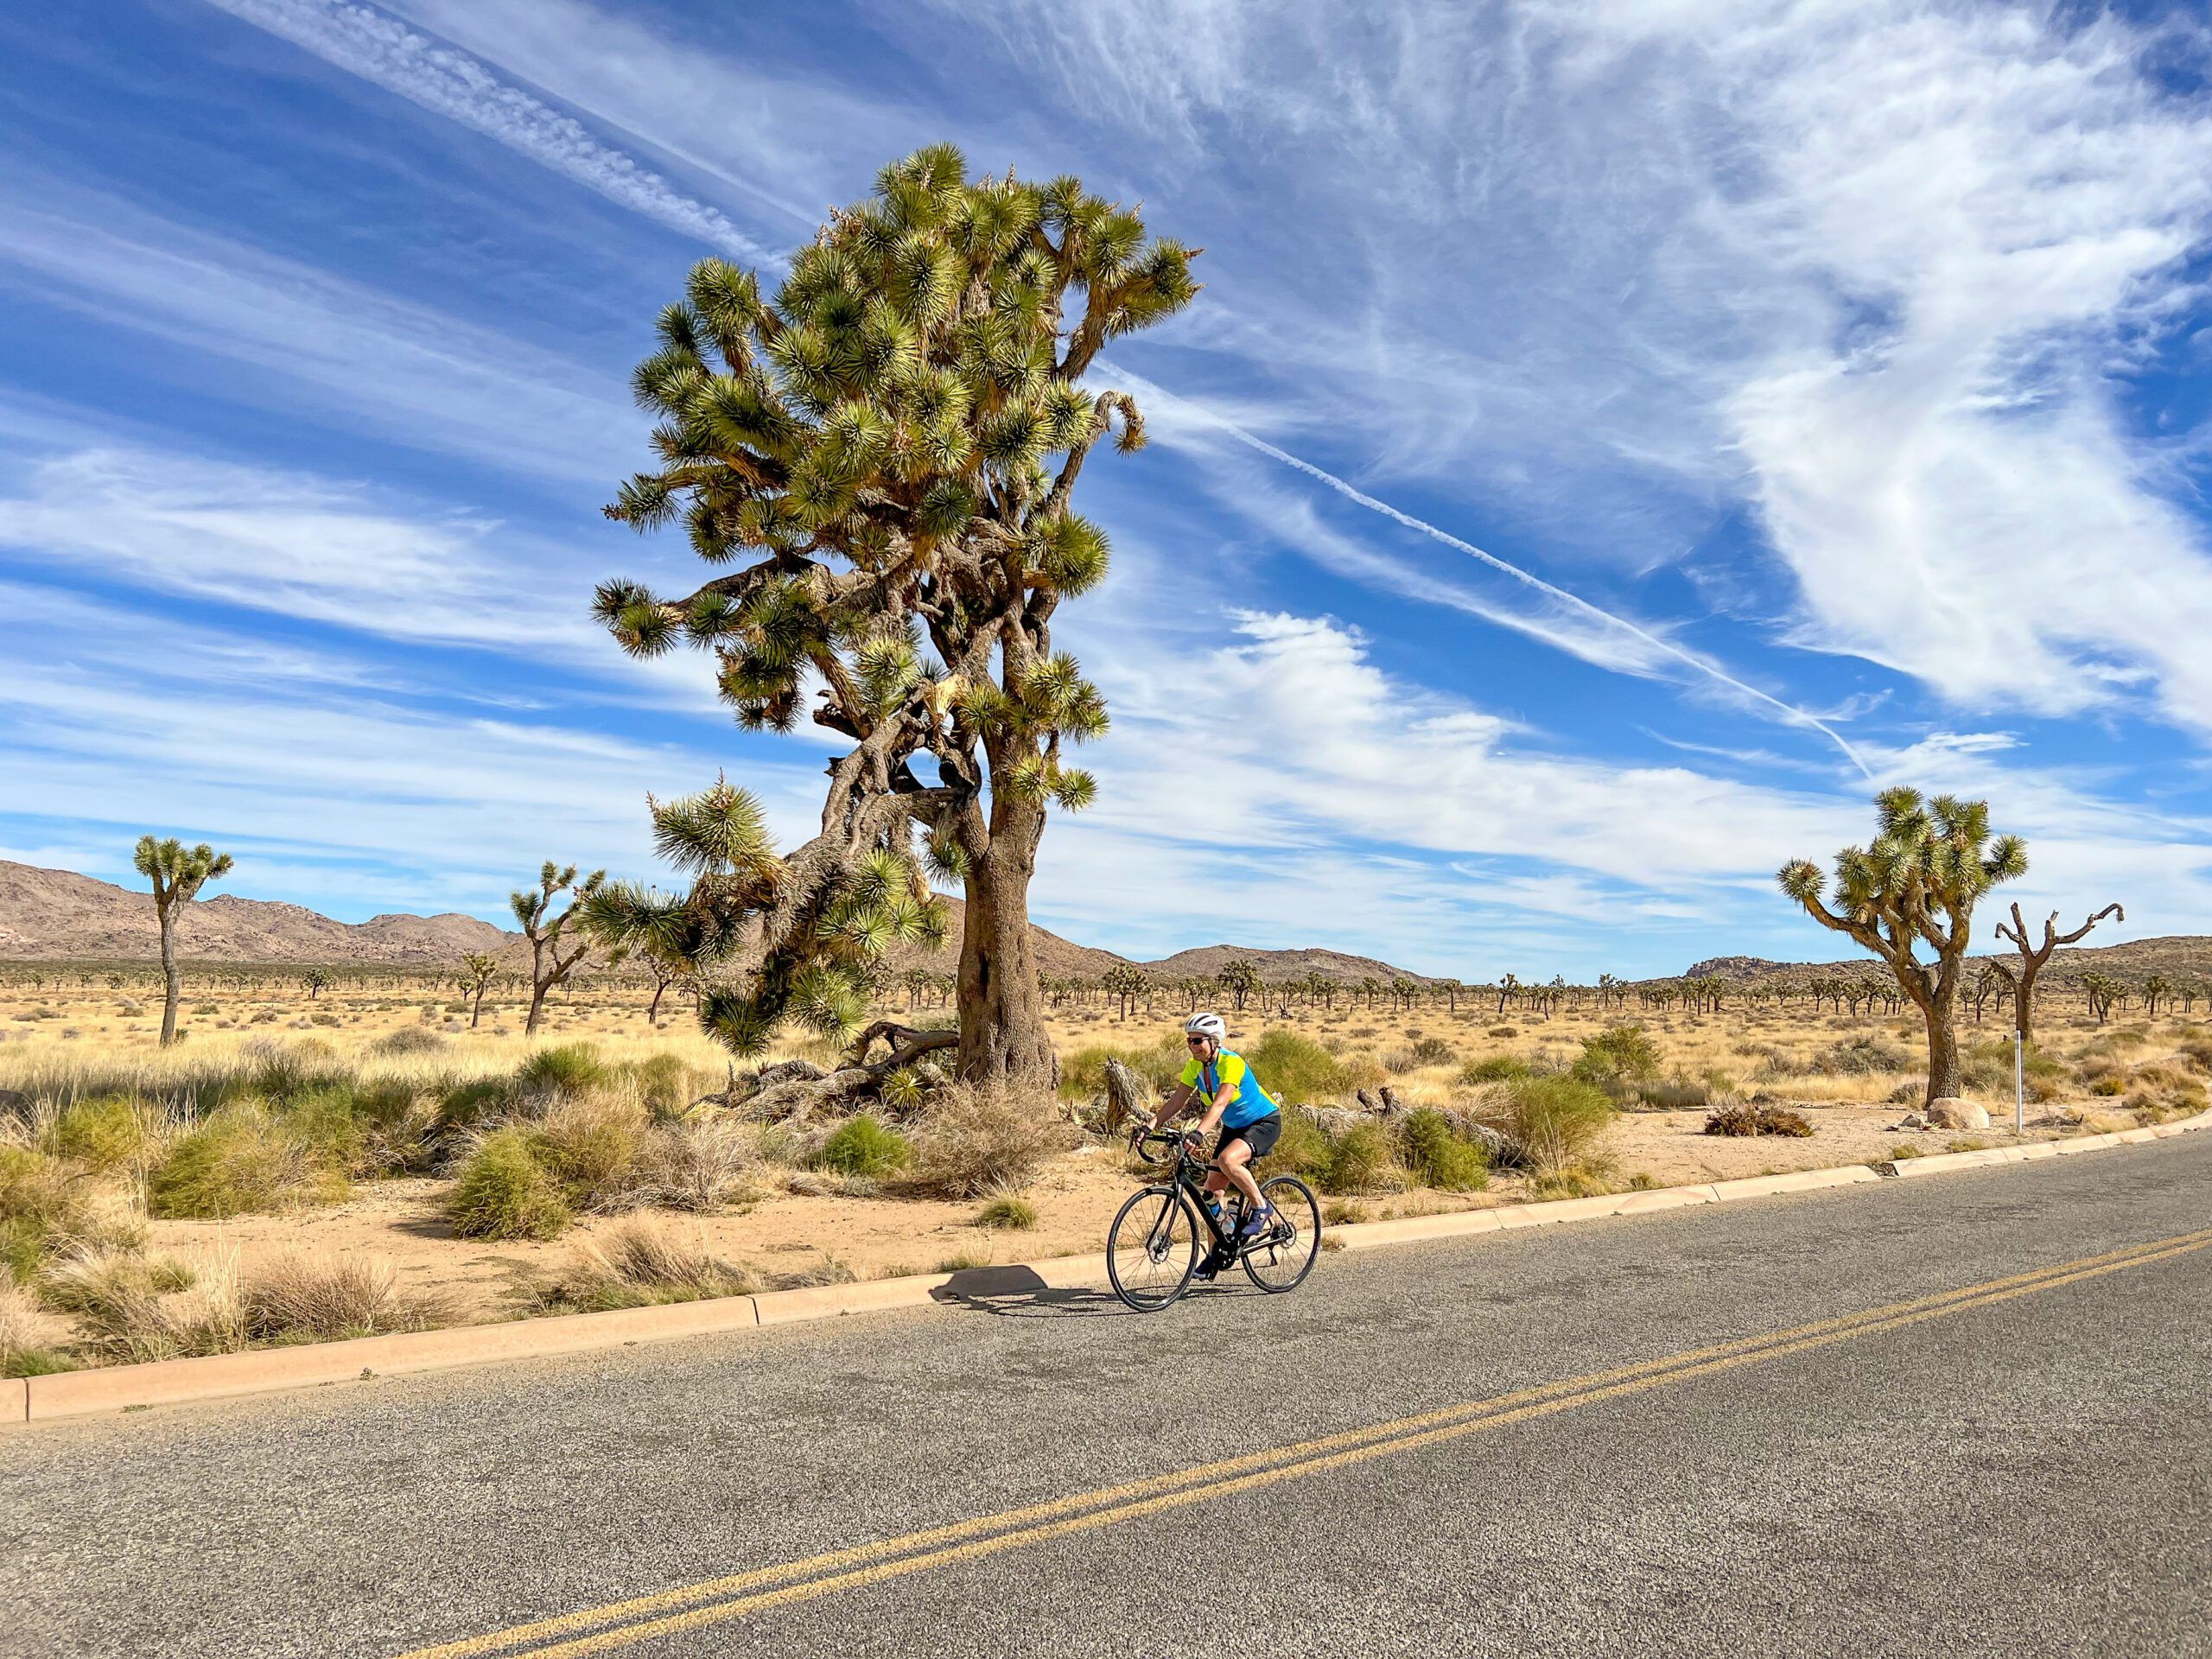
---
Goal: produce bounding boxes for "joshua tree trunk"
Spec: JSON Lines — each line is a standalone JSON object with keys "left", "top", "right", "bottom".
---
{"left": 957, "top": 801, "right": 1055, "bottom": 1081}
{"left": 157, "top": 916, "right": 181, "bottom": 1048}
{"left": 1914, "top": 975, "right": 1966, "bottom": 1102}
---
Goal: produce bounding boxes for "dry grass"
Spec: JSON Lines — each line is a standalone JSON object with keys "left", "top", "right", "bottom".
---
{"left": 244, "top": 1254, "right": 452, "bottom": 1342}
{"left": 906, "top": 1076, "right": 1074, "bottom": 1199}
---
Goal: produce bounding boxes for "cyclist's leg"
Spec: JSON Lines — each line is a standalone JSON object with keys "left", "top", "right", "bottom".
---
{"left": 1215, "top": 1135, "right": 1263, "bottom": 1211}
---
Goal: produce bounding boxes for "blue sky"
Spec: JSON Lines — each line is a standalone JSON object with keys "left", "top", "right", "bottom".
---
{"left": 4, "top": 0, "right": 2212, "bottom": 979}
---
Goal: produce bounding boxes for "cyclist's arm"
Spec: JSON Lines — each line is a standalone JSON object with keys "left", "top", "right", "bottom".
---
{"left": 1148, "top": 1081, "right": 1196, "bottom": 1129}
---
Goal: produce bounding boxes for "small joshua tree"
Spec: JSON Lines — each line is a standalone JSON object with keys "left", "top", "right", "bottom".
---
{"left": 1991, "top": 899, "right": 2121, "bottom": 1043}
{"left": 133, "top": 836, "right": 232, "bottom": 1046}
{"left": 1215, "top": 958, "right": 1261, "bottom": 1014}
{"left": 512, "top": 862, "right": 609, "bottom": 1036}
{"left": 300, "top": 968, "right": 334, "bottom": 1001}
{"left": 456, "top": 951, "right": 501, "bottom": 1029}
{"left": 1779, "top": 789, "right": 2025, "bottom": 1108}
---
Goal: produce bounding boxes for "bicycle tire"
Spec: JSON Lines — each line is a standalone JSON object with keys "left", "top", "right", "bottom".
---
{"left": 1107, "top": 1184, "right": 1201, "bottom": 1311}
{"left": 1240, "top": 1174, "right": 1320, "bottom": 1294}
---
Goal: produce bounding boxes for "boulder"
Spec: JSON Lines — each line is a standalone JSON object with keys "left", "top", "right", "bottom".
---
{"left": 1897, "top": 1111, "right": 1929, "bottom": 1130}
{"left": 1926, "top": 1096, "right": 1990, "bottom": 1131}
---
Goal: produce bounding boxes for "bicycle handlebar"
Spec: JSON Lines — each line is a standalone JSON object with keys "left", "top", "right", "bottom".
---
{"left": 1132, "top": 1127, "right": 1202, "bottom": 1166}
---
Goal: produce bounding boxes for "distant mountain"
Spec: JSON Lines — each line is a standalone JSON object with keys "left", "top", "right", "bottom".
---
{"left": 0, "top": 861, "right": 514, "bottom": 965}
{"left": 1682, "top": 957, "right": 1796, "bottom": 982}
{"left": 0, "top": 861, "right": 1435, "bottom": 983}
{"left": 1680, "top": 937, "right": 2212, "bottom": 990}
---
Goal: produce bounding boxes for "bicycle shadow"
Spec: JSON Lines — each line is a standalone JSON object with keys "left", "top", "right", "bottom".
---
{"left": 928, "top": 1265, "right": 1264, "bottom": 1319}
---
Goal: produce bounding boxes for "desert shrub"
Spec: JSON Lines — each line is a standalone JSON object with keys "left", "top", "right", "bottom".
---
{"left": 1264, "top": 1113, "right": 1337, "bottom": 1184}
{"left": 1488, "top": 1026, "right": 1516, "bottom": 1038}
{"left": 1572, "top": 1025, "right": 1661, "bottom": 1089}
{"left": 531, "top": 1093, "right": 649, "bottom": 1207}
{"left": 1459, "top": 1054, "right": 1531, "bottom": 1084}
{"left": 149, "top": 1108, "right": 346, "bottom": 1219}
{"left": 282, "top": 1084, "right": 368, "bottom": 1171}
{"left": 1057, "top": 1033, "right": 1185, "bottom": 1101}
{"left": 1529, "top": 1161, "right": 1619, "bottom": 1201}
{"left": 975, "top": 1192, "right": 1038, "bottom": 1230}
{"left": 1244, "top": 1029, "right": 1354, "bottom": 1103}
{"left": 0, "top": 1276, "right": 73, "bottom": 1377}
{"left": 48, "top": 1096, "right": 150, "bottom": 1173}
{"left": 42, "top": 1246, "right": 244, "bottom": 1363}
{"left": 370, "top": 1027, "right": 447, "bottom": 1057}
{"left": 906, "top": 1080, "right": 1072, "bottom": 1198}
{"left": 516, "top": 1043, "right": 607, "bottom": 1097}
{"left": 1705, "top": 1103, "right": 1813, "bottom": 1137}
{"left": 1814, "top": 1037, "right": 1912, "bottom": 1075}
{"left": 1482, "top": 1077, "right": 1614, "bottom": 1173}
{"left": 1322, "top": 1122, "right": 1397, "bottom": 1194}
{"left": 1888, "top": 1143, "right": 1925, "bottom": 1160}
{"left": 2124, "top": 1063, "right": 2207, "bottom": 1122}
{"left": 436, "top": 1077, "right": 510, "bottom": 1135}
{"left": 1322, "top": 1198, "right": 1370, "bottom": 1225}
{"left": 627, "top": 1118, "right": 758, "bottom": 1212}
{"left": 2088, "top": 1076, "right": 2126, "bottom": 1097}
{"left": 244, "top": 1255, "right": 450, "bottom": 1343}
{"left": 816, "top": 1113, "right": 911, "bottom": 1179}
{"left": 618, "top": 1053, "right": 695, "bottom": 1118}
{"left": 534, "top": 1221, "right": 760, "bottom": 1313}
{"left": 448, "top": 1128, "right": 572, "bottom": 1240}
{"left": 1397, "top": 1109, "right": 1488, "bottom": 1191}
{"left": 0, "top": 1147, "right": 94, "bottom": 1282}
{"left": 1947, "top": 1137, "right": 1990, "bottom": 1154}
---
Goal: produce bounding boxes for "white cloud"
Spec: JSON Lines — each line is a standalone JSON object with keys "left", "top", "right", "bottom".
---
{"left": 204, "top": 0, "right": 783, "bottom": 263}
{"left": 0, "top": 183, "right": 635, "bottom": 481}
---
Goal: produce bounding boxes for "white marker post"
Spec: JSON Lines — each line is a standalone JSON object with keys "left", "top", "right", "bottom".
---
{"left": 2015, "top": 1027, "right": 2024, "bottom": 1135}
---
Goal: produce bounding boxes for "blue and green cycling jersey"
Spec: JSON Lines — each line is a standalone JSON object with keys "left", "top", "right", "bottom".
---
{"left": 1181, "top": 1049, "right": 1280, "bottom": 1131}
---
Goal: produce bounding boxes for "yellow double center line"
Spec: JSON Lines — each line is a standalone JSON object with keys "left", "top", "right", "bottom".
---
{"left": 396, "top": 1225, "right": 2212, "bottom": 1659}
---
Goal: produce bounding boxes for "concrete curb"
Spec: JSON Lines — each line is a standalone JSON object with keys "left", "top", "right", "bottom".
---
{"left": 10, "top": 1106, "right": 2209, "bottom": 1428}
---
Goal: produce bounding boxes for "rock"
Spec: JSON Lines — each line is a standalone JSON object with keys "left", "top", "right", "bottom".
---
{"left": 1899, "top": 1112, "right": 1929, "bottom": 1129}
{"left": 0, "top": 1087, "right": 32, "bottom": 1124}
{"left": 1926, "top": 1096, "right": 1990, "bottom": 1131}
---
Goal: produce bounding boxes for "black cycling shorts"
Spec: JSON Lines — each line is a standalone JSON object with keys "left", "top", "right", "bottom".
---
{"left": 1217, "top": 1113, "right": 1282, "bottom": 1161}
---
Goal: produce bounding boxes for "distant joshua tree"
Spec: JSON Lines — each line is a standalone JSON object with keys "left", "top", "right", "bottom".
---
{"left": 456, "top": 951, "right": 501, "bottom": 1029}
{"left": 299, "top": 968, "right": 334, "bottom": 1001}
{"left": 1780, "top": 789, "right": 2024, "bottom": 1108}
{"left": 1991, "top": 899, "right": 2121, "bottom": 1044}
{"left": 133, "top": 836, "right": 233, "bottom": 1046}
{"left": 512, "top": 861, "right": 610, "bottom": 1035}
{"left": 1217, "top": 957, "right": 1262, "bottom": 1012}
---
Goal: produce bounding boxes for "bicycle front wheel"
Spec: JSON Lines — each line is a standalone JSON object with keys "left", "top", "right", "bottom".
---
{"left": 1107, "top": 1185, "right": 1200, "bottom": 1311}
{"left": 1241, "top": 1175, "right": 1321, "bottom": 1294}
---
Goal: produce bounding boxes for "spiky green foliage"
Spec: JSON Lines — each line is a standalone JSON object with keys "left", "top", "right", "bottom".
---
{"left": 597, "top": 146, "right": 1196, "bottom": 1077}
{"left": 512, "top": 861, "right": 609, "bottom": 1035}
{"left": 1778, "top": 788, "right": 2026, "bottom": 1103}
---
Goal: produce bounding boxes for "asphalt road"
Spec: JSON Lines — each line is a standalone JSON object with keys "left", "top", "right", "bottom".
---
{"left": 5, "top": 1137, "right": 2210, "bottom": 1659}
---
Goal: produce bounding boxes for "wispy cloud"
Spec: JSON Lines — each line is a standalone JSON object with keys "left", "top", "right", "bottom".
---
{"left": 203, "top": 0, "right": 783, "bottom": 264}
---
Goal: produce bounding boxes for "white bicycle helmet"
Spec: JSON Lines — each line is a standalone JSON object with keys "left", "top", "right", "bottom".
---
{"left": 1184, "top": 1011, "right": 1227, "bottom": 1043}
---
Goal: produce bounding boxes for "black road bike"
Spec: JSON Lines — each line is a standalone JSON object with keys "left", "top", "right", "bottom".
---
{"left": 1106, "top": 1128, "right": 1321, "bottom": 1311}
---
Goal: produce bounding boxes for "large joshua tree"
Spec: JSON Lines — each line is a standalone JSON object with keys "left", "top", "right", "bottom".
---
{"left": 595, "top": 144, "right": 1197, "bottom": 1081}
{"left": 1991, "top": 899, "right": 2121, "bottom": 1044}
{"left": 134, "top": 836, "right": 232, "bottom": 1047}
{"left": 1779, "top": 789, "right": 2026, "bottom": 1107}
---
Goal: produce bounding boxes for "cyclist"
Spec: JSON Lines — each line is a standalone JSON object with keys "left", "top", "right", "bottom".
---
{"left": 1138, "top": 1012, "right": 1283, "bottom": 1277}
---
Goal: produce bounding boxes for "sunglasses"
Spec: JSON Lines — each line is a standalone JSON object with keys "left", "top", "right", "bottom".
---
{"left": 1185, "top": 1036, "right": 1211, "bottom": 1046}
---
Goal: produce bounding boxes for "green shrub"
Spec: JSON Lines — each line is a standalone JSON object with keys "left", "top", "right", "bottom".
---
{"left": 1056, "top": 1033, "right": 1185, "bottom": 1101}
{"left": 1397, "top": 1109, "right": 1488, "bottom": 1191}
{"left": 1323, "top": 1122, "right": 1395, "bottom": 1194}
{"left": 1815, "top": 1037, "right": 1911, "bottom": 1076}
{"left": 48, "top": 1096, "right": 147, "bottom": 1173}
{"left": 149, "top": 1108, "right": 346, "bottom": 1219}
{"left": 1572, "top": 1025, "right": 1661, "bottom": 1088}
{"left": 975, "top": 1192, "right": 1038, "bottom": 1230}
{"left": 1459, "top": 1054, "right": 1531, "bottom": 1084}
{"left": 533, "top": 1095, "right": 649, "bottom": 1205}
{"left": 1244, "top": 1029, "right": 1354, "bottom": 1102}
{"left": 817, "top": 1114, "right": 911, "bottom": 1179}
{"left": 1529, "top": 1161, "right": 1619, "bottom": 1201}
{"left": 283, "top": 1084, "right": 366, "bottom": 1170}
{"left": 1485, "top": 1077, "right": 1614, "bottom": 1173}
{"left": 1631, "top": 1074, "right": 1710, "bottom": 1110}
{"left": 517, "top": 1043, "right": 607, "bottom": 1097}
{"left": 619, "top": 1053, "right": 693, "bottom": 1118}
{"left": 2089, "top": 1076, "right": 2126, "bottom": 1097}
{"left": 436, "top": 1077, "right": 510, "bottom": 1134}
{"left": 448, "top": 1128, "right": 572, "bottom": 1240}
{"left": 1264, "top": 1113, "right": 1337, "bottom": 1184}
{"left": 1488, "top": 1026, "right": 1516, "bottom": 1038}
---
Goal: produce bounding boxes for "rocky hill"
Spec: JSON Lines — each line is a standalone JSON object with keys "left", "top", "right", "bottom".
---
{"left": 1682, "top": 937, "right": 2212, "bottom": 991}
{"left": 0, "top": 861, "right": 1432, "bottom": 983}
{"left": 0, "top": 861, "right": 514, "bottom": 965}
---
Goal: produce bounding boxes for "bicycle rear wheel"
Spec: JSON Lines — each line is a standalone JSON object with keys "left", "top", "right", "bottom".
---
{"left": 1107, "top": 1185, "right": 1200, "bottom": 1311}
{"left": 1241, "top": 1175, "right": 1320, "bottom": 1293}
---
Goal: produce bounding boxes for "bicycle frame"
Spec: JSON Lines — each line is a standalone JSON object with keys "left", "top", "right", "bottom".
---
{"left": 1138, "top": 1132, "right": 1249, "bottom": 1256}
